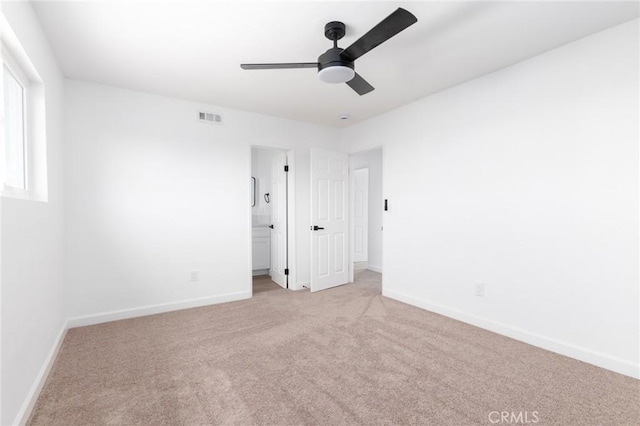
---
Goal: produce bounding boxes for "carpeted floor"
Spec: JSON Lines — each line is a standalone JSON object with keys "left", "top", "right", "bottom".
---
{"left": 30, "top": 270, "right": 639, "bottom": 425}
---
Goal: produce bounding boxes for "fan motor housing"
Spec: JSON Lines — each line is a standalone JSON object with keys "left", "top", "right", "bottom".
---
{"left": 318, "top": 47, "right": 354, "bottom": 71}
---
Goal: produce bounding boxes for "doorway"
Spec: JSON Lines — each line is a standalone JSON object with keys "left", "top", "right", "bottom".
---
{"left": 349, "top": 148, "right": 383, "bottom": 286}
{"left": 250, "top": 146, "right": 294, "bottom": 293}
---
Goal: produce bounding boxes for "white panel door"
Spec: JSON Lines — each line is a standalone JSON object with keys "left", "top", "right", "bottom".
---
{"left": 352, "top": 168, "right": 369, "bottom": 262}
{"left": 310, "top": 149, "right": 348, "bottom": 292}
{"left": 269, "top": 152, "right": 288, "bottom": 288}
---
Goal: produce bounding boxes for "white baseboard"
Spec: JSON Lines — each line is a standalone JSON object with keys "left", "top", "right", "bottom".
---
{"left": 383, "top": 288, "right": 640, "bottom": 379}
{"left": 367, "top": 265, "right": 383, "bottom": 273}
{"left": 14, "top": 321, "right": 68, "bottom": 426}
{"left": 354, "top": 261, "right": 368, "bottom": 271}
{"left": 67, "top": 291, "right": 251, "bottom": 328}
{"left": 291, "top": 281, "right": 309, "bottom": 291}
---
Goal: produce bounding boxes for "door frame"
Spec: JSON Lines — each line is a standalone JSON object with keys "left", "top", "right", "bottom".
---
{"left": 249, "top": 146, "right": 296, "bottom": 295}
{"left": 348, "top": 146, "right": 384, "bottom": 285}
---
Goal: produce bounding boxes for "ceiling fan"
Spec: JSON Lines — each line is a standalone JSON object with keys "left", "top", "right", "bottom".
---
{"left": 240, "top": 8, "right": 418, "bottom": 96}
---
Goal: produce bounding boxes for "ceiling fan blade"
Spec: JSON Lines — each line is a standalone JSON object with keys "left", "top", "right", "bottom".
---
{"left": 341, "top": 8, "right": 417, "bottom": 61}
{"left": 240, "top": 63, "right": 319, "bottom": 70}
{"left": 346, "top": 72, "right": 375, "bottom": 96}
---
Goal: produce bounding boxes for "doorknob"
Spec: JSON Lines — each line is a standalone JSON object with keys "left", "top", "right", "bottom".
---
{"left": 311, "top": 225, "right": 325, "bottom": 231}
{"left": 268, "top": 224, "right": 274, "bottom": 229}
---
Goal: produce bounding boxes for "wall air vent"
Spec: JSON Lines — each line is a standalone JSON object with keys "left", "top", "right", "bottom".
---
{"left": 198, "top": 111, "right": 223, "bottom": 124}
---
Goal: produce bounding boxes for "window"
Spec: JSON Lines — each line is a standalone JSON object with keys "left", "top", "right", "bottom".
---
{"left": 3, "top": 56, "right": 28, "bottom": 192}
{"left": 1, "top": 14, "right": 47, "bottom": 202}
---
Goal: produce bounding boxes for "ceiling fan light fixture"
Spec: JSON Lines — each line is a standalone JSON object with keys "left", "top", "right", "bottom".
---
{"left": 318, "top": 65, "right": 355, "bottom": 84}
{"left": 240, "top": 8, "right": 418, "bottom": 95}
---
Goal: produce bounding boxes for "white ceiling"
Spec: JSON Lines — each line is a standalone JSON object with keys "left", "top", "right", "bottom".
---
{"left": 31, "top": 1, "right": 639, "bottom": 127}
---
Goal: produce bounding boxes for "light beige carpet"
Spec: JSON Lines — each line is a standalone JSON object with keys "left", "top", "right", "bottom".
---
{"left": 30, "top": 271, "right": 639, "bottom": 425}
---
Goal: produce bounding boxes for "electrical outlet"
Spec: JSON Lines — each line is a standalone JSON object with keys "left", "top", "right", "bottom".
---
{"left": 190, "top": 270, "right": 199, "bottom": 282}
{"left": 475, "top": 283, "right": 485, "bottom": 297}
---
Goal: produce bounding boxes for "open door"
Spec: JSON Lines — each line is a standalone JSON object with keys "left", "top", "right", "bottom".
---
{"left": 352, "top": 168, "right": 369, "bottom": 263}
{"left": 269, "top": 152, "right": 288, "bottom": 288}
{"left": 310, "top": 148, "right": 349, "bottom": 292}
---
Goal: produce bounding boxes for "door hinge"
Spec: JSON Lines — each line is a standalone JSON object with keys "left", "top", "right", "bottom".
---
{"left": 284, "top": 165, "right": 289, "bottom": 172}
{"left": 284, "top": 268, "right": 289, "bottom": 275}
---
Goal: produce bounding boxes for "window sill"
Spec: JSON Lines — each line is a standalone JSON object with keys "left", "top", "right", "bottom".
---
{"left": 2, "top": 185, "right": 35, "bottom": 201}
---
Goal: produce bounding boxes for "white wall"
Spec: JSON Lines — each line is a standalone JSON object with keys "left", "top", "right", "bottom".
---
{"left": 350, "top": 149, "right": 383, "bottom": 272}
{"left": 344, "top": 20, "right": 640, "bottom": 378}
{"left": 1, "top": 2, "right": 67, "bottom": 424}
{"left": 64, "top": 80, "right": 341, "bottom": 321}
